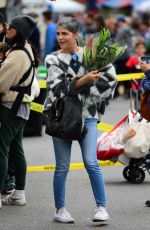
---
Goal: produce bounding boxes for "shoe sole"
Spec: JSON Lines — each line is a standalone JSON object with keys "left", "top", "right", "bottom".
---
{"left": 54, "top": 218, "right": 74, "bottom": 224}
{"left": 2, "top": 199, "right": 26, "bottom": 206}
{"left": 2, "top": 202, "right": 26, "bottom": 206}
{"left": 93, "top": 217, "right": 110, "bottom": 222}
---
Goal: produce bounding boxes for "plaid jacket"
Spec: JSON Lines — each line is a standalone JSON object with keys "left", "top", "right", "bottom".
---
{"left": 44, "top": 47, "right": 117, "bottom": 121}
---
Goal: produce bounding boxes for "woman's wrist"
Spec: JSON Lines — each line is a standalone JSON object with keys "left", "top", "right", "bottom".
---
{"left": 76, "top": 75, "right": 88, "bottom": 88}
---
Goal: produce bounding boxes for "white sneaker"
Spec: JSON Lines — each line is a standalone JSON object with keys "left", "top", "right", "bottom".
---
{"left": 93, "top": 206, "right": 110, "bottom": 222}
{"left": 2, "top": 194, "right": 26, "bottom": 206}
{"left": 54, "top": 208, "right": 75, "bottom": 223}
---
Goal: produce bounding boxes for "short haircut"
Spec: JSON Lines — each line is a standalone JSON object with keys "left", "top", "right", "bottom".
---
{"left": 135, "top": 41, "right": 145, "bottom": 48}
{"left": 57, "top": 16, "right": 80, "bottom": 34}
{"left": 42, "top": 10, "right": 52, "bottom": 21}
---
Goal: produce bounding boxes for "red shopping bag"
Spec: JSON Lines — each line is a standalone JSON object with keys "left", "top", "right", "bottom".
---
{"left": 97, "top": 115, "right": 128, "bottom": 160}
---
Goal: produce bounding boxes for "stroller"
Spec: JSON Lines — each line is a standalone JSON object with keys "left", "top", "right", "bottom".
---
{"left": 97, "top": 80, "right": 150, "bottom": 184}
{"left": 122, "top": 151, "right": 150, "bottom": 183}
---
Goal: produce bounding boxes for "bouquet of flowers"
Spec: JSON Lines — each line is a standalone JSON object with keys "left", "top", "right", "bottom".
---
{"left": 84, "top": 28, "right": 127, "bottom": 72}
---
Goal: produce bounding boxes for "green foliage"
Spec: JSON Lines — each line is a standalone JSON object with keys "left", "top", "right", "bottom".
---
{"left": 84, "top": 28, "right": 127, "bottom": 72}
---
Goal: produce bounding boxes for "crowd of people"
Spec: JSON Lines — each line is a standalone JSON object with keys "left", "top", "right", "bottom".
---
{"left": 0, "top": 0, "right": 150, "bottom": 226}
{"left": 16, "top": 7, "right": 150, "bottom": 98}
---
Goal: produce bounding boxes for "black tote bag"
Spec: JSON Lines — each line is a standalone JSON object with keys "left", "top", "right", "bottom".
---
{"left": 45, "top": 55, "right": 87, "bottom": 140}
{"left": 45, "top": 94, "right": 86, "bottom": 140}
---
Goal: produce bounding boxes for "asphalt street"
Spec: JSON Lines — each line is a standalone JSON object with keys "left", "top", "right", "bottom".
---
{"left": 0, "top": 96, "right": 150, "bottom": 230}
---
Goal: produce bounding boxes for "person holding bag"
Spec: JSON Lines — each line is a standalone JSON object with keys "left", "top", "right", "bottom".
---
{"left": 44, "top": 16, "right": 117, "bottom": 223}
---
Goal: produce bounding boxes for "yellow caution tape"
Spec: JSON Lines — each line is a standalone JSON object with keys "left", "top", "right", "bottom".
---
{"left": 29, "top": 101, "right": 114, "bottom": 132}
{"left": 30, "top": 102, "right": 115, "bottom": 132}
{"left": 30, "top": 72, "right": 143, "bottom": 130}
{"left": 26, "top": 72, "right": 135, "bottom": 173}
{"left": 37, "top": 72, "right": 145, "bottom": 89}
{"left": 97, "top": 122, "right": 114, "bottom": 132}
{"left": 117, "top": 72, "right": 144, "bottom": 81}
{"left": 30, "top": 102, "right": 43, "bottom": 113}
{"left": 27, "top": 161, "right": 122, "bottom": 172}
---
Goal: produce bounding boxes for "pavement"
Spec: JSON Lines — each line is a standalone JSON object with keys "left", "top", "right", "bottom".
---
{"left": 0, "top": 96, "right": 150, "bottom": 230}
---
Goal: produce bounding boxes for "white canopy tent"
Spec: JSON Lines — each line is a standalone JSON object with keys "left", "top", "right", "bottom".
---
{"left": 23, "top": 0, "right": 43, "bottom": 4}
{"left": 134, "top": 1, "right": 150, "bottom": 13}
{"left": 46, "top": 0, "right": 86, "bottom": 13}
{"left": 22, "top": 0, "right": 85, "bottom": 14}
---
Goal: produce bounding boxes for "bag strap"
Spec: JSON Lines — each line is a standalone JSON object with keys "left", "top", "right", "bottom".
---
{"left": 109, "top": 115, "right": 128, "bottom": 133}
{"left": 54, "top": 55, "right": 69, "bottom": 94}
{"left": 10, "top": 47, "right": 35, "bottom": 116}
{"left": 10, "top": 48, "right": 35, "bottom": 90}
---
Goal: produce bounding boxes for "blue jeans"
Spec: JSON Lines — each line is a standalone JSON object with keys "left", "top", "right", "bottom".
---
{"left": 52, "top": 118, "right": 106, "bottom": 208}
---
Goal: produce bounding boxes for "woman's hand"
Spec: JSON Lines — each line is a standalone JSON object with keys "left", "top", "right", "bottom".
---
{"left": 84, "top": 70, "right": 101, "bottom": 83}
{"left": 76, "top": 70, "right": 102, "bottom": 88}
{"left": 140, "top": 61, "right": 150, "bottom": 72}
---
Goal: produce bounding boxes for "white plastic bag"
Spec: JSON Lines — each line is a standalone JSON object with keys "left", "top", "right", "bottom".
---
{"left": 124, "top": 122, "right": 150, "bottom": 159}
{"left": 31, "top": 74, "right": 40, "bottom": 98}
{"left": 123, "top": 110, "right": 150, "bottom": 158}
{"left": 97, "top": 116, "right": 128, "bottom": 160}
{"left": 24, "top": 72, "right": 40, "bottom": 102}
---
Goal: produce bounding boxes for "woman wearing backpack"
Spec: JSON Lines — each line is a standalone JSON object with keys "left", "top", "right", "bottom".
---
{"left": 0, "top": 15, "right": 39, "bottom": 208}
